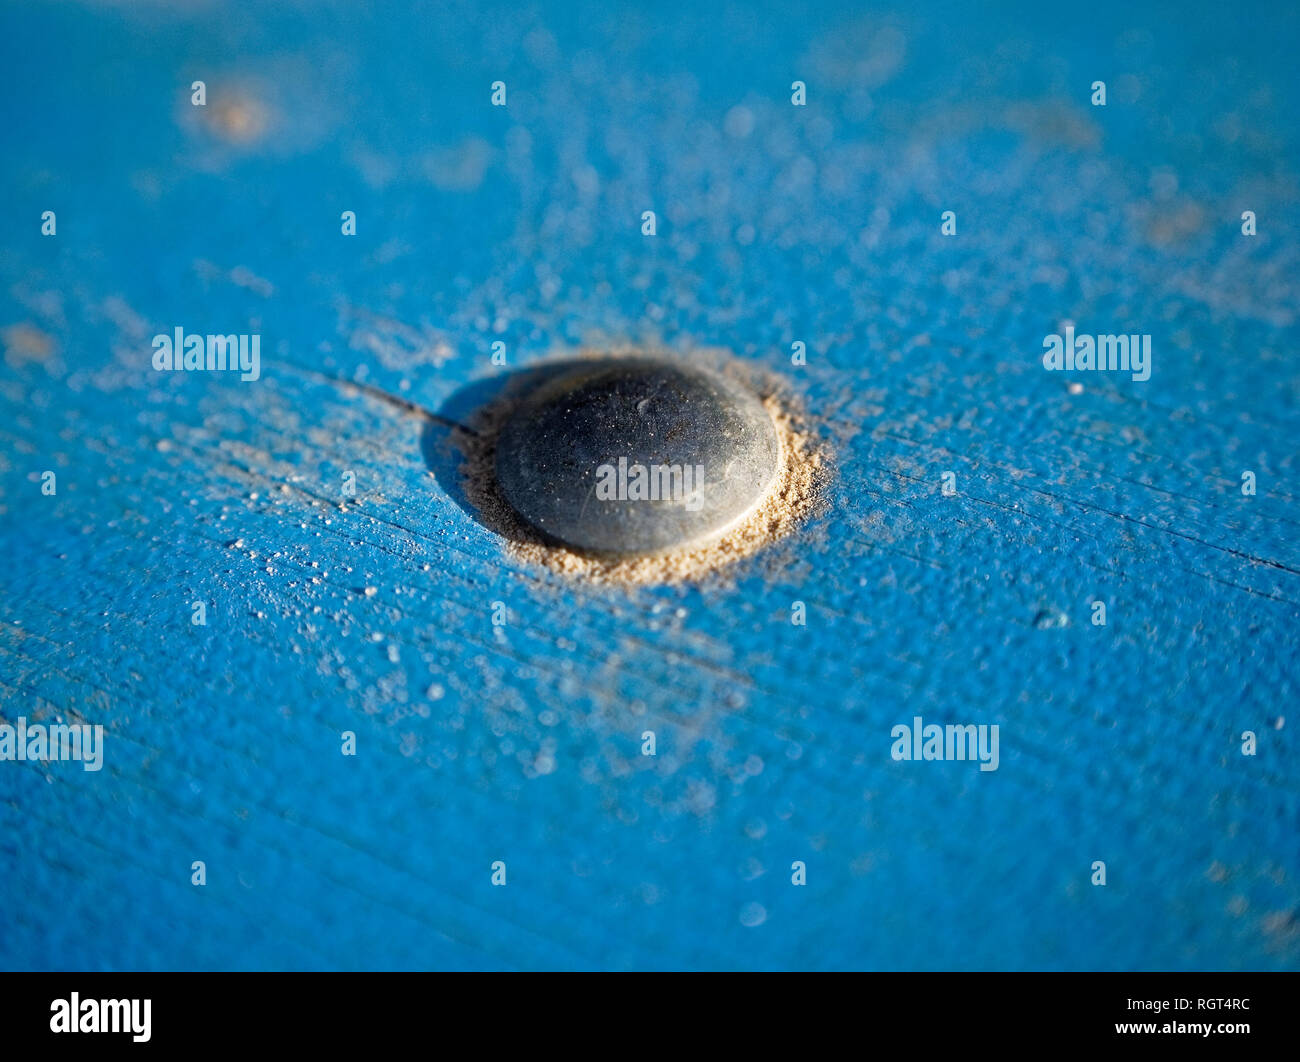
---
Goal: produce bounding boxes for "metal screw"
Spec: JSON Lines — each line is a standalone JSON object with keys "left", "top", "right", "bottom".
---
{"left": 494, "top": 358, "right": 780, "bottom": 556}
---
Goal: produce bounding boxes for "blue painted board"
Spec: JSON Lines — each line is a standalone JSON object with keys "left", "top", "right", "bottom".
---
{"left": 0, "top": 0, "right": 1297, "bottom": 970}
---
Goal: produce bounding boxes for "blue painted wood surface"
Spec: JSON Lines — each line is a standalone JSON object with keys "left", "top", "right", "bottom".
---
{"left": 0, "top": 0, "right": 1297, "bottom": 970}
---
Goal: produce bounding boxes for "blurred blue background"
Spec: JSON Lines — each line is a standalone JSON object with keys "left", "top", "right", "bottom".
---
{"left": 0, "top": 0, "right": 1297, "bottom": 970}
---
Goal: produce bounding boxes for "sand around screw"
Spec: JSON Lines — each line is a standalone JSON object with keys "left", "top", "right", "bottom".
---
{"left": 449, "top": 349, "right": 831, "bottom": 587}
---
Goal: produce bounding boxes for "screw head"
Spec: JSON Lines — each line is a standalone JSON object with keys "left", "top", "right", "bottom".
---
{"left": 494, "top": 358, "right": 780, "bottom": 556}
